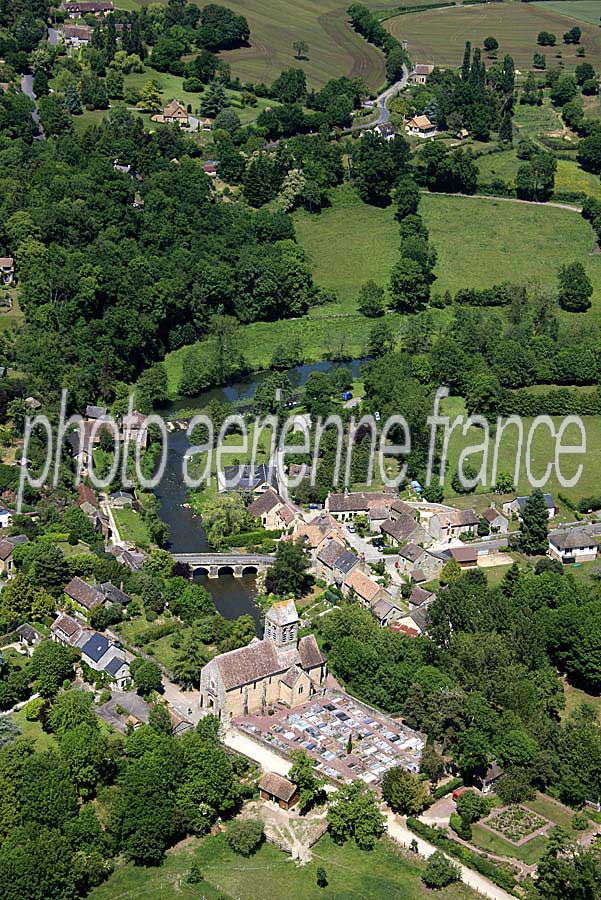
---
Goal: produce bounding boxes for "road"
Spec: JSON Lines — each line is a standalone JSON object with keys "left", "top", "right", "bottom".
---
{"left": 48, "top": 27, "right": 60, "bottom": 46}
{"left": 348, "top": 65, "right": 409, "bottom": 133}
{"left": 421, "top": 189, "right": 583, "bottom": 214}
{"left": 20, "top": 74, "right": 42, "bottom": 139}
{"left": 383, "top": 810, "right": 516, "bottom": 900}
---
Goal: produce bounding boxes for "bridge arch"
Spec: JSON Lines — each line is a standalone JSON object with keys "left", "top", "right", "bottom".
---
{"left": 192, "top": 566, "right": 210, "bottom": 577}
{"left": 242, "top": 565, "right": 258, "bottom": 575}
{"left": 218, "top": 565, "right": 235, "bottom": 576}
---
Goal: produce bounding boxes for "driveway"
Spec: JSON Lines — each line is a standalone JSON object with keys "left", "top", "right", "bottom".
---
{"left": 348, "top": 65, "right": 409, "bottom": 133}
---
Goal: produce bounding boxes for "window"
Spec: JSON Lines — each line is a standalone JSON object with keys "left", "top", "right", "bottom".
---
{"left": 298, "top": 685, "right": 303, "bottom": 694}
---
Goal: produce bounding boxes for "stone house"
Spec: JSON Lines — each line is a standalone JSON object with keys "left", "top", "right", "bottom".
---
{"left": 482, "top": 506, "right": 509, "bottom": 534}
{"left": 410, "top": 64, "right": 435, "bottom": 85}
{"left": 343, "top": 568, "right": 388, "bottom": 608}
{"left": 429, "top": 508, "right": 478, "bottom": 542}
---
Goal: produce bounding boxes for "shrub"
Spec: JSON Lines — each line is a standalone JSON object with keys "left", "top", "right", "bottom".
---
{"left": 571, "top": 810, "right": 589, "bottom": 831}
{"left": 422, "top": 851, "right": 461, "bottom": 888}
{"left": 433, "top": 777, "right": 463, "bottom": 801}
{"left": 226, "top": 818, "right": 264, "bottom": 856}
{"left": 23, "top": 696, "right": 45, "bottom": 721}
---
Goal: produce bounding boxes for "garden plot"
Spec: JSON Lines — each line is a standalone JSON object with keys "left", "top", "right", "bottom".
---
{"left": 481, "top": 805, "right": 552, "bottom": 846}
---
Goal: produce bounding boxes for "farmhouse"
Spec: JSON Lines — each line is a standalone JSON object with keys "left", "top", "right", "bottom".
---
{"left": 63, "top": 1, "right": 114, "bottom": 16}
{"left": 429, "top": 508, "right": 478, "bottom": 542}
{"left": 151, "top": 99, "right": 189, "bottom": 126}
{"left": 381, "top": 514, "right": 427, "bottom": 548}
{"left": 199, "top": 600, "right": 327, "bottom": 719}
{"left": 325, "top": 491, "right": 396, "bottom": 523}
{"left": 62, "top": 24, "right": 92, "bottom": 45}
{"left": 80, "top": 631, "right": 130, "bottom": 689}
{"left": 316, "top": 538, "right": 359, "bottom": 585}
{"left": 51, "top": 612, "right": 85, "bottom": 648}
{"left": 247, "top": 488, "right": 297, "bottom": 530}
{"left": 406, "top": 115, "right": 436, "bottom": 138}
{"left": 375, "top": 122, "right": 395, "bottom": 141}
{"left": 64, "top": 575, "right": 103, "bottom": 611}
{"left": 218, "top": 463, "right": 278, "bottom": 495}
{"left": 548, "top": 528, "right": 598, "bottom": 565}
{"left": 410, "top": 63, "right": 435, "bottom": 84}
{"left": 447, "top": 545, "right": 478, "bottom": 568}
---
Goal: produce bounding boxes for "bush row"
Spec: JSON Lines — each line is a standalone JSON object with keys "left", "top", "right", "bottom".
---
{"left": 406, "top": 818, "right": 519, "bottom": 894}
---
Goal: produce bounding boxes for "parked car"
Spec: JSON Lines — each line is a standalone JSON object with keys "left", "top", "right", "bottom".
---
{"left": 342, "top": 390, "right": 352, "bottom": 401}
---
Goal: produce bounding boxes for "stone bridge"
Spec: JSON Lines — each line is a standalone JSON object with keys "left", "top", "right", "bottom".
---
{"left": 172, "top": 552, "right": 275, "bottom": 579}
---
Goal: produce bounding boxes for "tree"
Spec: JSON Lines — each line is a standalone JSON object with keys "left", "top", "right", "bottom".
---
{"left": 575, "top": 62, "right": 596, "bottom": 85}
{"left": 499, "top": 111, "right": 513, "bottom": 143}
{"left": 381, "top": 767, "right": 429, "bottom": 815}
{"left": 550, "top": 75, "right": 578, "bottom": 107}
{"left": 537, "top": 31, "right": 556, "bottom": 47}
{"left": 483, "top": 36, "right": 498, "bottom": 54}
{"left": 563, "top": 26, "right": 582, "bottom": 45}
{"left": 226, "top": 819, "right": 264, "bottom": 856}
{"left": 420, "top": 746, "right": 446, "bottom": 783}
{"left": 577, "top": 133, "right": 601, "bottom": 175}
{"left": 422, "top": 851, "right": 461, "bottom": 889}
{"left": 519, "top": 489, "right": 549, "bottom": 555}
{"left": 440, "top": 557, "right": 462, "bottom": 586}
{"left": 327, "top": 781, "right": 384, "bottom": 850}
{"left": 292, "top": 40, "right": 309, "bottom": 59}
{"left": 533, "top": 52, "right": 546, "bottom": 70}
{"left": 130, "top": 658, "right": 162, "bottom": 697}
{"left": 30, "top": 641, "right": 75, "bottom": 698}
{"left": 289, "top": 750, "right": 325, "bottom": 812}
{"left": 394, "top": 176, "right": 420, "bottom": 221}
{"left": 516, "top": 152, "right": 556, "bottom": 201}
{"left": 316, "top": 866, "right": 327, "bottom": 888}
{"left": 213, "top": 107, "right": 240, "bottom": 134}
{"left": 265, "top": 539, "right": 311, "bottom": 597}
{"left": 558, "top": 261, "right": 593, "bottom": 313}
{"left": 200, "top": 81, "right": 228, "bottom": 118}
{"left": 357, "top": 280, "right": 385, "bottom": 317}
{"left": 137, "top": 81, "right": 162, "bottom": 112}
{"left": 352, "top": 131, "right": 396, "bottom": 207}
{"left": 389, "top": 258, "right": 430, "bottom": 313}
{"left": 368, "top": 320, "right": 396, "bottom": 357}
{"left": 272, "top": 68, "right": 307, "bottom": 103}
{"left": 48, "top": 689, "right": 97, "bottom": 736}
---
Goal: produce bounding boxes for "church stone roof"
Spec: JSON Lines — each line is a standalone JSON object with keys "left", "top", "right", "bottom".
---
{"left": 298, "top": 634, "right": 326, "bottom": 669}
{"left": 216, "top": 639, "right": 284, "bottom": 691}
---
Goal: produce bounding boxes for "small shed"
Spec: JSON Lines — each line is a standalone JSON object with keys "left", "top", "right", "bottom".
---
{"left": 259, "top": 772, "right": 299, "bottom": 810}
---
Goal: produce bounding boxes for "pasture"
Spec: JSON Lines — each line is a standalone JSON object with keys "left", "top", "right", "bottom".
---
{"left": 385, "top": 2, "right": 601, "bottom": 71}
{"left": 476, "top": 149, "right": 601, "bottom": 200}
{"left": 537, "top": 1, "right": 601, "bottom": 26}
{"left": 216, "top": 0, "right": 391, "bottom": 90}
{"left": 89, "top": 832, "right": 478, "bottom": 900}
{"left": 294, "top": 184, "right": 601, "bottom": 309}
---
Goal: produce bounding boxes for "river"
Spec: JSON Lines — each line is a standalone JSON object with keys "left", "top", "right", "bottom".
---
{"left": 154, "top": 357, "right": 369, "bottom": 628}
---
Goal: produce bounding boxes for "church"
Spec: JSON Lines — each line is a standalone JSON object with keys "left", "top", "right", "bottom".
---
{"left": 199, "top": 599, "right": 327, "bottom": 720}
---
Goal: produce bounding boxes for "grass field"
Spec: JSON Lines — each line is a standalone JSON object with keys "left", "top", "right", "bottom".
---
{"left": 538, "top": 1, "right": 601, "bottom": 26}
{"left": 385, "top": 2, "right": 601, "bottom": 71}
{"left": 216, "top": 0, "right": 392, "bottom": 91}
{"left": 9, "top": 706, "right": 57, "bottom": 752}
{"left": 90, "top": 832, "right": 478, "bottom": 900}
{"left": 442, "top": 395, "right": 601, "bottom": 504}
{"left": 112, "top": 506, "right": 150, "bottom": 548}
{"left": 563, "top": 679, "right": 601, "bottom": 720}
{"left": 0, "top": 292, "right": 24, "bottom": 333}
{"left": 476, "top": 149, "right": 601, "bottom": 199}
{"left": 295, "top": 184, "right": 601, "bottom": 306}
{"left": 512, "top": 96, "right": 565, "bottom": 138}
{"left": 166, "top": 187, "right": 601, "bottom": 398}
